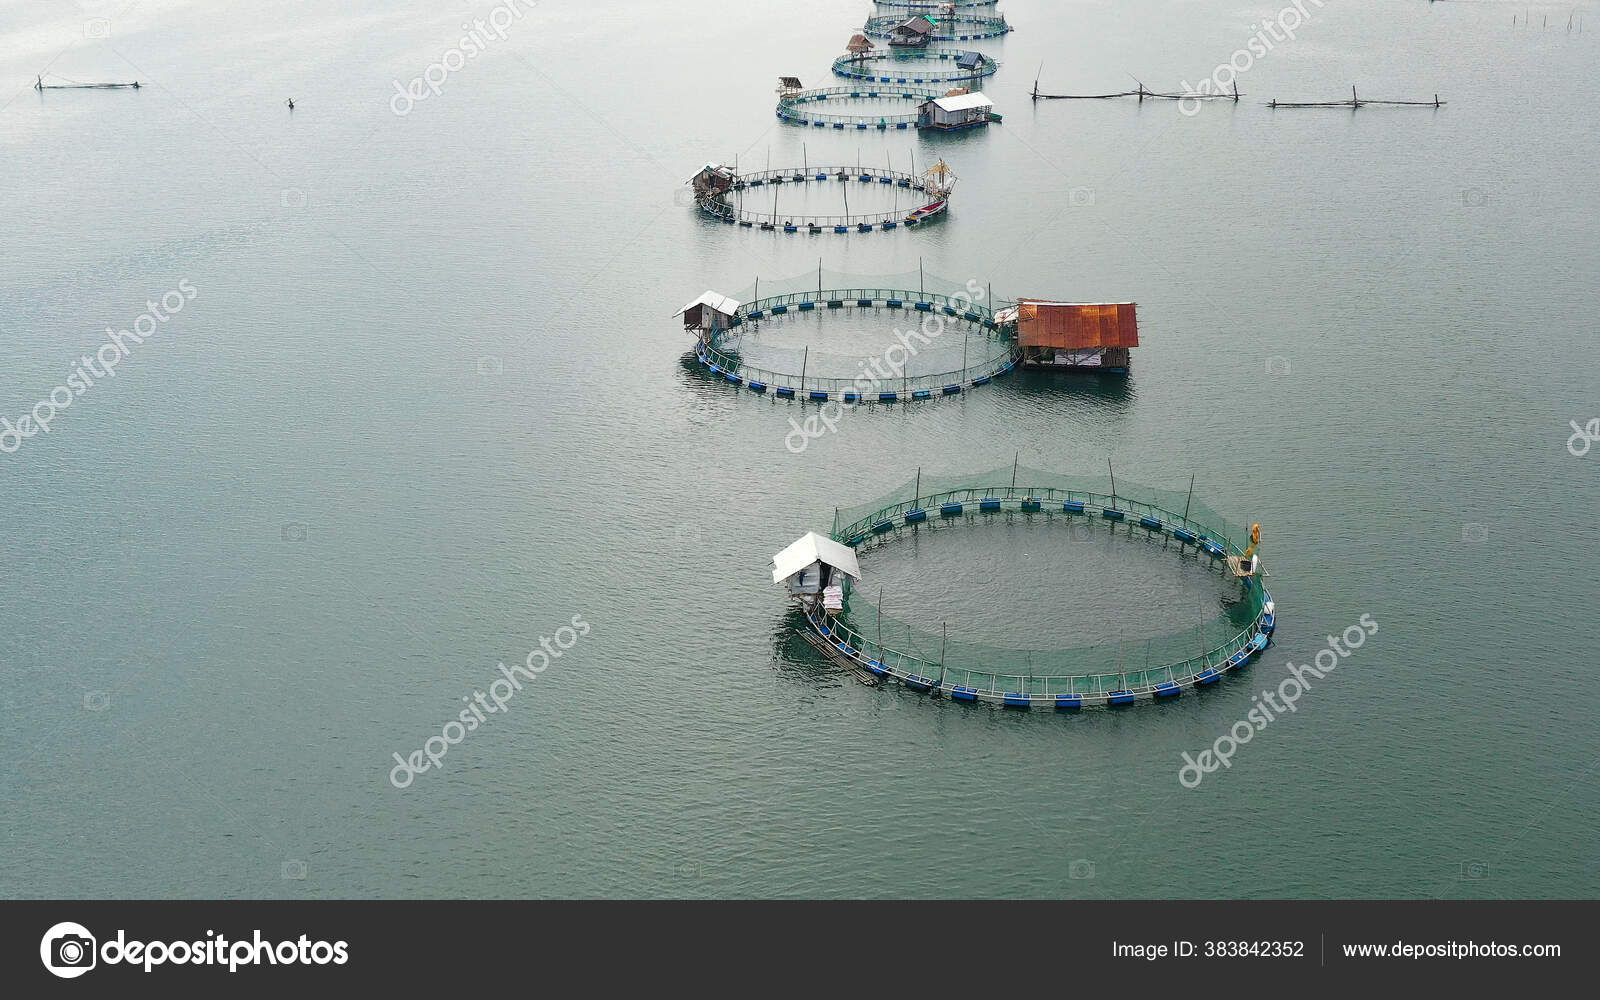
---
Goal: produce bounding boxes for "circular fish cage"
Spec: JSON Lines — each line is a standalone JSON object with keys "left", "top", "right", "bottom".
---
{"left": 696, "top": 288, "right": 1018, "bottom": 401}
{"left": 697, "top": 164, "right": 955, "bottom": 233}
{"left": 832, "top": 48, "right": 998, "bottom": 84}
{"left": 874, "top": 0, "right": 999, "bottom": 8}
{"left": 776, "top": 85, "right": 943, "bottom": 129}
{"left": 800, "top": 468, "right": 1278, "bottom": 709}
{"left": 863, "top": 14, "right": 1012, "bottom": 42}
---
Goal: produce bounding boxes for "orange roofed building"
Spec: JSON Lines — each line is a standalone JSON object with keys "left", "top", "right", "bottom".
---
{"left": 1011, "top": 299, "right": 1139, "bottom": 373}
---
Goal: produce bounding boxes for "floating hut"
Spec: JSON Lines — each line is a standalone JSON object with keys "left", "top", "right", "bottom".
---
{"left": 773, "top": 531, "right": 861, "bottom": 611}
{"left": 776, "top": 76, "right": 804, "bottom": 97}
{"left": 1005, "top": 300, "right": 1139, "bottom": 372}
{"left": 917, "top": 91, "right": 995, "bottom": 130}
{"left": 688, "top": 163, "right": 736, "bottom": 201}
{"left": 887, "top": 15, "right": 936, "bottom": 47}
{"left": 674, "top": 290, "right": 741, "bottom": 340}
{"left": 846, "top": 33, "right": 875, "bottom": 54}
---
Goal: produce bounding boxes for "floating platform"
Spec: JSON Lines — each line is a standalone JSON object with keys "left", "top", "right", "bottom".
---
{"left": 833, "top": 48, "right": 998, "bottom": 84}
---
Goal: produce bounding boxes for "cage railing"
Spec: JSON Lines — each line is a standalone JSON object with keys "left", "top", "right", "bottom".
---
{"left": 831, "top": 49, "right": 998, "bottom": 82}
{"left": 837, "top": 486, "right": 1244, "bottom": 556}
{"left": 696, "top": 338, "right": 1018, "bottom": 397}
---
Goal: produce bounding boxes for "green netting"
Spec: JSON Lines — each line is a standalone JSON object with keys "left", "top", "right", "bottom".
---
{"left": 728, "top": 268, "right": 1004, "bottom": 308}
{"left": 833, "top": 465, "right": 1251, "bottom": 551}
{"left": 837, "top": 578, "right": 1263, "bottom": 694}
{"left": 819, "top": 466, "right": 1268, "bottom": 694}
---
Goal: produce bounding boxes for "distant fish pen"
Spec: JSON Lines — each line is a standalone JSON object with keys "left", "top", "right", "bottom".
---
{"left": 1268, "top": 86, "right": 1444, "bottom": 109}
{"left": 864, "top": 14, "right": 1013, "bottom": 42}
{"left": 833, "top": 48, "right": 998, "bottom": 84}
{"left": 688, "top": 162, "right": 957, "bottom": 233}
{"left": 1031, "top": 78, "right": 1240, "bottom": 104}
{"left": 781, "top": 467, "right": 1278, "bottom": 708}
{"left": 33, "top": 74, "right": 140, "bottom": 90}
{"left": 694, "top": 290, "right": 1016, "bottom": 401}
{"left": 676, "top": 270, "right": 1019, "bottom": 401}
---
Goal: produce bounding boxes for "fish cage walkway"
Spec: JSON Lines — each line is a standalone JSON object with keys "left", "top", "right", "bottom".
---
{"left": 832, "top": 49, "right": 998, "bottom": 84}
{"left": 803, "top": 486, "right": 1277, "bottom": 708}
{"left": 696, "top": 289, "right": 1019, "bottom": 400}
{"left": 874, "top": 0, "right": 999, "bottom": 9}
{"left": 699, "top": 166, "right": 950, "bottom": 232}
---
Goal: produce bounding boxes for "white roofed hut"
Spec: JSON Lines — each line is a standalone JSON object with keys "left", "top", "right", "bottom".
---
{"left": 772, "top": 532, "right": 862, "bottom": 611}
{"left": 917, "top": 90, "right": 996, "bottom": 130}
{"left": 674, "top": 290, "right": 741, "bottom": 343}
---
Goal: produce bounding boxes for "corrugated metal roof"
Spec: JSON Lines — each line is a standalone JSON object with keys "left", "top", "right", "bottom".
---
{"left": 1015, "top": 300, "right": 1139, "bottom": 349}
{"left": 674, "top": 290, "right": 741, "bottom": 317}
{"left": 930, "top": 91, "right": 993, "bottom": 112}
{"left": 772, "top": 532, "right": 862, "bottom": 584}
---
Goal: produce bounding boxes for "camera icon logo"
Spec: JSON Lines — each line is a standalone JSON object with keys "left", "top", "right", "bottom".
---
{"left": 1461, "top": 187, "right": 1488, "bottom": 208}
{"left": 673, "top": 187, "right": 698, "bottom": 208}
{"left": 1462, "top": 522, "right": 1489, "bottom": 543}
{"left": 280, "top": 187, "right": 307, "bottom": 209}
{"left": 281, "top": 521, "right": 309, "bottom": 542}
{"left": 1264, "top": 355, "right": 1291, "bottom": 376}
{"left": 40, "top": 921, "right": 97, "bottom": 978}
{"left": 477, "top": 356, "right": 504, "bottom": 377}
{"left": 1068, "top": 858, "right": 1096, "bottom": 880}
{"left": 1459, "top": 860, "right": 1489, "bottom": 880}
{"left": 282, "top": 859, "right": 308, "bottom": 880}
{"left": 83, "top": 690, "right": 110, "bottom": 712}
{"left": 1068, "top": 187, "right": 1096, "bottom": 208}
{"left": 84, "top": 18, "right": 111, "bottom": 39}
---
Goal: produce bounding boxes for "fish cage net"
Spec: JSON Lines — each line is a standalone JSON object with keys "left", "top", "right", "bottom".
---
{"left": 831, "top": 465, "right": 1252, "bottom": 550}
{"left": 729, "top": 267, "right": 1002, "bottom": 309}
{"left": 837, "top": 587, "right": 1265, "bottom": 695}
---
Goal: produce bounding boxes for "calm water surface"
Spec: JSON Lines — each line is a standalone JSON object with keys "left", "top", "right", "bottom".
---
{"left": 2, "top": 0, "right": 1597, "bottom": 898}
